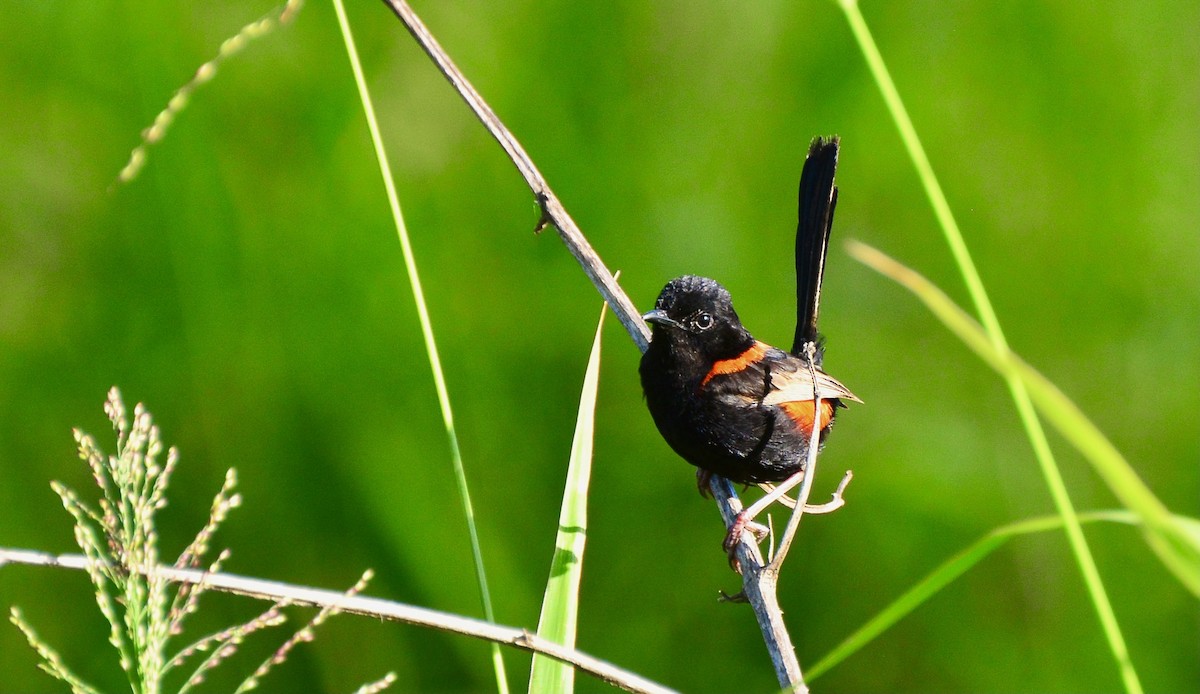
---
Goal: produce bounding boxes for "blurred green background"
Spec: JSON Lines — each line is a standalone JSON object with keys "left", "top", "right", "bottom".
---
{"left": 1, "top": 1, "right": 1197, "bottom": 691}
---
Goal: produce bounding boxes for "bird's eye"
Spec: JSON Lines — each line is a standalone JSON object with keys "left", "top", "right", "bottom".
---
{"left": 692, "top": 313, "right": 714, "bottom": 331}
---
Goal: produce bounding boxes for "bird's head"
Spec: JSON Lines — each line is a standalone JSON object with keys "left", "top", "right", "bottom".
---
{"left": 642, "top": 275, "right": 754, "bottom": 361}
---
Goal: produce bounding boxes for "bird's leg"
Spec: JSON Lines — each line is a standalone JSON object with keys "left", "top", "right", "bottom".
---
{"left": 715, "top": 362, "right": 815, "bottom": 568}
{"left": 696, "top": 468, "right": 714, "bottom": 499}
{"left": 726, "top": 520, "right": 771, "bottom": 573}
{"left": 722, "top": 468, "right": 807, "bottom": 557}
{"left": 721, "top": 358, "right": 796, "bottom": 564}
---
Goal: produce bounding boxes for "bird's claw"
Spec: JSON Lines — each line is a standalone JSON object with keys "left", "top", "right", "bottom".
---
{"left": 723, "top": 512, "right": 769, "bottom": 572}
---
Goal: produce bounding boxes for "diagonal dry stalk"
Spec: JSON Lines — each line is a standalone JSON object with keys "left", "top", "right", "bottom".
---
{"left": 376, "top": 1, "right": 814, "bottom": 689}
{"left": 0, "top": 548, "right": 676, "bottom": 694}
{"left": 377, "top": 0, "right": 646, "bottom": 352}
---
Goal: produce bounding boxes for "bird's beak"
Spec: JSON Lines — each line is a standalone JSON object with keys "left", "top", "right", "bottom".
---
{"left": 642, "top": 309, "right": 680, "bottom": 329}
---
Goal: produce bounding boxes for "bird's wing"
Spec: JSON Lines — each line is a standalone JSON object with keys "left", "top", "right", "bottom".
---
{"left": 761, "top": 354, "right": 861, "bottom": 405}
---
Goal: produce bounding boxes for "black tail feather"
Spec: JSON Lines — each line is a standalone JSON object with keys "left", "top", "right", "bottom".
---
{"left": 792, "top": 136, "right": 839, "bottom": 357}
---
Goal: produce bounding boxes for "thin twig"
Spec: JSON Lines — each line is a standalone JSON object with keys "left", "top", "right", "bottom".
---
{"left": 0, "top": 548, "right": 676, "bottom": 694}
{"left": 768, "top": 343, "right": 826, "bottom": 573}
{"left": 803, "top": 471, "right": 853, "bottom": 515}
{"left": 375, "top": 1, "right": 805, "bottom": 687}
{"left": 378, "top": 0, "right": 647, "bottom": 352}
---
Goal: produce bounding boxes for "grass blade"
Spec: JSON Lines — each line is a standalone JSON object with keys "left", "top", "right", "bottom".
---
{"left": 837, "top": 3, "right": 1142, "bottom": 690}
{"left": 808, "top": 511, "right": 1200, "bottom": 681}
{"left": 848, "top": 242, "right": 1200, "bottom": 597}
{"left": 330, "top": 2, "right": 508, "bottom": 691}
{"left": 529, "top": 299, "right": 608, "bottom": 693}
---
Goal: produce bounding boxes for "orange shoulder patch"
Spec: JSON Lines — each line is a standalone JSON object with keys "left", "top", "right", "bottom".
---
{"left": 701, "top": 341, "right": 769, "bottom": 387}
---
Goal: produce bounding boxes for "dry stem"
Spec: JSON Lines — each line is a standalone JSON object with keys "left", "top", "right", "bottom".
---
{"left": 0, "top": 548, "right": 675, "bottom": 694}
{"left": 374, "top": 1, "right": 839, "bottom": 688}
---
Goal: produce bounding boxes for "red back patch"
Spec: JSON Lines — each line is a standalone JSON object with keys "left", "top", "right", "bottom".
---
{"left": 778, "top": 399, "right": 835, "bottom": 435}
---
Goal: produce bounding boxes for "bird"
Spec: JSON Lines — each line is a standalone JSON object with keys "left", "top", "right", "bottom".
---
{"left": 638, "top": 136, "right": 859, "bottom": 563}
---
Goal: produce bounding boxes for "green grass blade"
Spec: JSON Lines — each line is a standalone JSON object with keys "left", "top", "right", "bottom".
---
{"left": 330, "top": 2, "right": 509, "bottom": 692}
{"left": 528, "top": 300, "right": 608, "bottom": 694}
{"left": 837, "top": 3, "right": 1141, "bottom": 691}
{"left": 808, "top": 511, "right": 1200, "bottom": 681}
{"left": 848, "top": 242, "right": 1200, "bottom": 597}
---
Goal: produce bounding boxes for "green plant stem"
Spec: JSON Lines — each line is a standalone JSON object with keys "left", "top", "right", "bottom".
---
{"left": 849, "top": 240, "right": 1200, "bottom": 595}
{"left": 808, "top": 511, "right": 1185, "bottom": 681}
{"left": 836, "top": 2, "right": 1140, "bottom": 692}
{"left": 330, "top": 2, "right": 509, "bottom": 692}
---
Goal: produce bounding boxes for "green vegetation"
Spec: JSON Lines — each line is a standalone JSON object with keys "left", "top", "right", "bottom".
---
{"left": 1, "top": 2, "right": 1196, "bottom": 691}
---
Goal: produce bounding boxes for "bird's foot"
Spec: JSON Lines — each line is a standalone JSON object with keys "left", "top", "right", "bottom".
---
{"left": 723, "top": 512, "right": 769, "bottom": 572}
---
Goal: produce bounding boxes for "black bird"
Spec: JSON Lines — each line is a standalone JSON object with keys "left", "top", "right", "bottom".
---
{"left": 639, "top": 136, "right": 859, "bottom": 559}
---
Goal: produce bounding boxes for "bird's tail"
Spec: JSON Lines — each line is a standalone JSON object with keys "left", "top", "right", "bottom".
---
{"left": 792, "top": 136, "right": 839, "bottom": 358}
